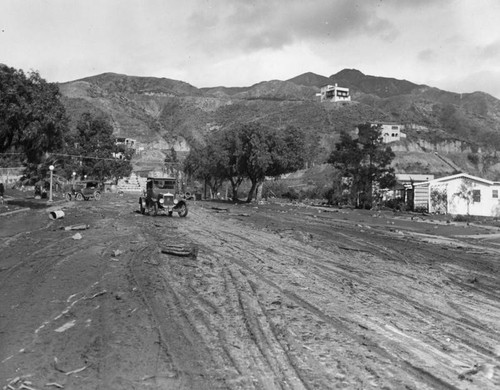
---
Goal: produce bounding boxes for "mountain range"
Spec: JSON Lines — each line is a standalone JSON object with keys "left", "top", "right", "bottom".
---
{"left": 57, "top": 69, "right": 500, "bottom": 179}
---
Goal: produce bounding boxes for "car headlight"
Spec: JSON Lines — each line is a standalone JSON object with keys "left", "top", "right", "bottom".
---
{"left": 173, "top": 199, "right": 178, "bottom": 205}
{"left": 159, "top": 198, "right": 164, "bottom": 204}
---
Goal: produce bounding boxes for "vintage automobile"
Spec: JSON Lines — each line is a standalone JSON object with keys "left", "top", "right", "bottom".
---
{"left": 139, "top": 175, "right": 188, "bottom": 217}
{"left": 66, "top": 180, "right": 102, "bottom": 201}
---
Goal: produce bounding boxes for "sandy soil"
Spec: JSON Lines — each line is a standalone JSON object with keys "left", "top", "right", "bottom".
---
{"left": 1, "top": 194, "right": 500, "bottom": 389}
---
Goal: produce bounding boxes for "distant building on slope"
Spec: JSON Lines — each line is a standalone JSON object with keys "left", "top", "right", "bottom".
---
{"left": 317, "top": 84, "right": 351, "bottom": 102}
{"left": 356, "top": 122, "right": 407, "bottom": 144}
{"left": 115, "top": 137, "right": 137, "bottom": 149}
{"left": 376, "top": 123, "right": 407, "bottom": 143}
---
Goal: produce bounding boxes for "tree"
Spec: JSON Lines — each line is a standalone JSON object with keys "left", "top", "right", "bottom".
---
{"left": 328, "top": 123, "right": 396, "bottom": 208}
{"left": 183, "top": 140, "right": 225, "bottom": 197}
{"left": 183, "top": 123, "right": 307, "bottom": 202}
{"left": 453, "top": 179, "right": 474, "bottom": 215}
{"left": 236, "top": 123, "right": 306, "bottom": 202}
{"left": 213, "top": 129, "right": 245, "bottom": 201}
{"left": 0, "top": 65, "right": 67, "bottom": 163}
{"left": 62, "top": 113, "right": 132, "bottom": 181}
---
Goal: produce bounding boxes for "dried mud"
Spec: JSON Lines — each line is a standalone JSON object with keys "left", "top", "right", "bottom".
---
{"left": 1, "top": 195, "right": 500, "bottom": 389}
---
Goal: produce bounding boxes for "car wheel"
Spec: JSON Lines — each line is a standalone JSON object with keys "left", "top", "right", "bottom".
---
{"left": 177, "top": 204, "right": 188, "bottom": 218}
{"left": 66, "top": 193, "right": 72, "bottom": 201}
{"left": 94, "top": 191, "right": 101, "bottom": 200}
{"left": 139, "top": 198, "right": 145, "bottom": 214}
{"left": 76, "top": 193, "right": 84, "bottom": 201}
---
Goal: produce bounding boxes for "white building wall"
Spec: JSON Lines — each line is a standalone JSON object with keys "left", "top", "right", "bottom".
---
{"left": 429, "top": 178, "right": 500, "bottom": 217}
{"left": 380, "top": 124, "right": 406, "bottom": 143}
{"left": 319, "top": 84, "right": 351, "bottom": 102}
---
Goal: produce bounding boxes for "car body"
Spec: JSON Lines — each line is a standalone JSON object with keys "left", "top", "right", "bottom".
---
{"left": 138, "top": 175, "right": 188, "bottom": 217}
{"left": 67, "top": 180, "right": 102, "bottom": 201}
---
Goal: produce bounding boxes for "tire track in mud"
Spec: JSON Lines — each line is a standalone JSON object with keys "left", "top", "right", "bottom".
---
{"left": 227, "top": 268, "right": 309, "bottom": 390}
{"left": 129, "top": 221, "right": 233, "bottom": 389}
{"left": 133, "top": 214, "right": 316, "bottom": 389}
{"left": 178, "top": 206, "right": 499, "bottom": 389}
{"left": 276, "top": 212, "right": 500, "bottom": 380}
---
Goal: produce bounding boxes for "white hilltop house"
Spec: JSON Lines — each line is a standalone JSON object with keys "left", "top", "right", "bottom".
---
{"left": 317, "top": 84, "right": 351, "bottom": 102}
{"left": 413, "top": 173, "right": 500, "bottom": 217}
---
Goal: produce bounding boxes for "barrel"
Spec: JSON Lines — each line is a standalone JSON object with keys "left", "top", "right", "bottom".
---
{"left": 49, "top": 210, "right": 65, "bottom": 220}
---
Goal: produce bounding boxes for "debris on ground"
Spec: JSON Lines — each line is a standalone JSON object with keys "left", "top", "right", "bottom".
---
{"left": 161, "top": 244, "right": 198, "bottom": 258}
{"left": 211, "top": 207, "right": 229, "bottom": 212}
{"left": 71, "top": 233, "right": 82, "bottom": 240}
{"left": 49, "top": 210, "right": 65, "bottom": 220}
{"left": 60, "top": 224, "right": 89, "bottom": 231}
{"left": 45, "top": 383, "right": 63, "bottom": 389}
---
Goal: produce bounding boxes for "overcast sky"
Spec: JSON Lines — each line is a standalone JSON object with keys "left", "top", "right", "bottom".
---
{"left": 1, "top": 0, "right": 500, "bottom": 98}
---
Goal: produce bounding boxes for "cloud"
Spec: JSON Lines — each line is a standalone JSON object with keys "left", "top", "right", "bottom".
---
{"left": 185, "top": 0, "right": 397, "bottom": 55}
{"left": 436, "top": 70, "right": 500, "bottom": 98}
{"left": 478, "top": 40, "right": 500, "bottom": 60}
{"left": 417, "top": 49, "right": 437, "bottom": 63}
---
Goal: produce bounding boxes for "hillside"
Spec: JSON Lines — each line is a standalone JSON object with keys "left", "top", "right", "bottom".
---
{"left": 58, "top": 69, "right": 500, "bottom": 179}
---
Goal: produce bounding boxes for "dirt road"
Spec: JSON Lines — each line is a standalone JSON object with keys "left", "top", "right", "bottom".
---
{"left": 1, "top": 195, "right": 500, "bottom": 389}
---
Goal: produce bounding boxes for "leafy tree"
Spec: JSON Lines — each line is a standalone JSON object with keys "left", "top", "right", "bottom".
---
{"left": 237, "top": 123, "right": 306, "bottom": 202}
{"left": 0, "top": 64, "right": 67, "bottom": 163}
{"left": 328, "top": 123, "right": 396, "bottom": 208}
{"left": 184, "top": 123, "right": 307, "bottom": 202}
{"left": 213, "top": 129, "right": 245, "bottom": 200}
{"left": 452, "top": 179, "right": 475, "bottom": 215}
{"left": 183, "top": 140, "right": 225, "bottom": 197}
{"left": 62, "top": 113, "right": 132, "bottom": 181}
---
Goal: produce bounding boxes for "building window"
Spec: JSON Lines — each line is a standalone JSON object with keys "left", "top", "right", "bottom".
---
{"left": 493, "top": 189, "right": 498, "bottom": 198}
{"left": 391, "top": 126, "right": 399, "bottom": 130}
{"left": 472, "top": 189, "right": 481, "bottom": 203}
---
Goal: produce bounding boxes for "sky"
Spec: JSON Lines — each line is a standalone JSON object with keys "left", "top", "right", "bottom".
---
{"left": 1, "top": 0, "right": 500, "bottom": 98}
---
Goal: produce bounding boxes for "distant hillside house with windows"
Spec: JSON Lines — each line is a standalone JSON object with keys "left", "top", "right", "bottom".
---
{"left": 115, "top": 137, "right": 137, "bottom": 149}
{"left": 376, "top": 123, "right": 407, "bottom": 143}
{"left": 355, "top": 122, "right": 406, "bottom": 144}
{"left": 317, "top": 84, "right": 351, "bottom": 102}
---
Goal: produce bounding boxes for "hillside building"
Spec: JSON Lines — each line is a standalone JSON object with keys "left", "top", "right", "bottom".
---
{"left": 115, "top": 137, "right": 137, "bottom": 149}
{"left": 317, "top": 84, "right": 351, "bottom": 102}
{"left": 377, "top": 123, "right": 407, "bottom": 143}
{"left": 356, "top": 122, "right": 407, "bottom": 144}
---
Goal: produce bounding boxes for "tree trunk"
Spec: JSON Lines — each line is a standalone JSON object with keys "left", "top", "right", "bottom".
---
{"left": 246, "top": 180, "right": 258, "bottom": 203}
{"left": 256, "top": 182, "right": 263, "bottom": 202}
{"left": 229, "top": 179, "right": 239, "bottom": 201}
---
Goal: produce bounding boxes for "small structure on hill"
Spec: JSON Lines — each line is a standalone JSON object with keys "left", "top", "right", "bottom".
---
{"left": 317, "top": 84, "right": 351, "bottom": 102}
{"left": 115, "top": 137, "right": 137, "bottom": 149}
{"left": 357, "top": 122, "right": 407, "bottom": 144}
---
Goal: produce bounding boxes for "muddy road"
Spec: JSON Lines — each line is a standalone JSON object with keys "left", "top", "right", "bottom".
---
{"left": 1, "top": 194, "right": 500, "bottom": 389}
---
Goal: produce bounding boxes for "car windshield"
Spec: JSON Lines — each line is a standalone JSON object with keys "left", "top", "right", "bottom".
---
{"left": 153, "top": 179, "right": 175, "bottom": 190}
